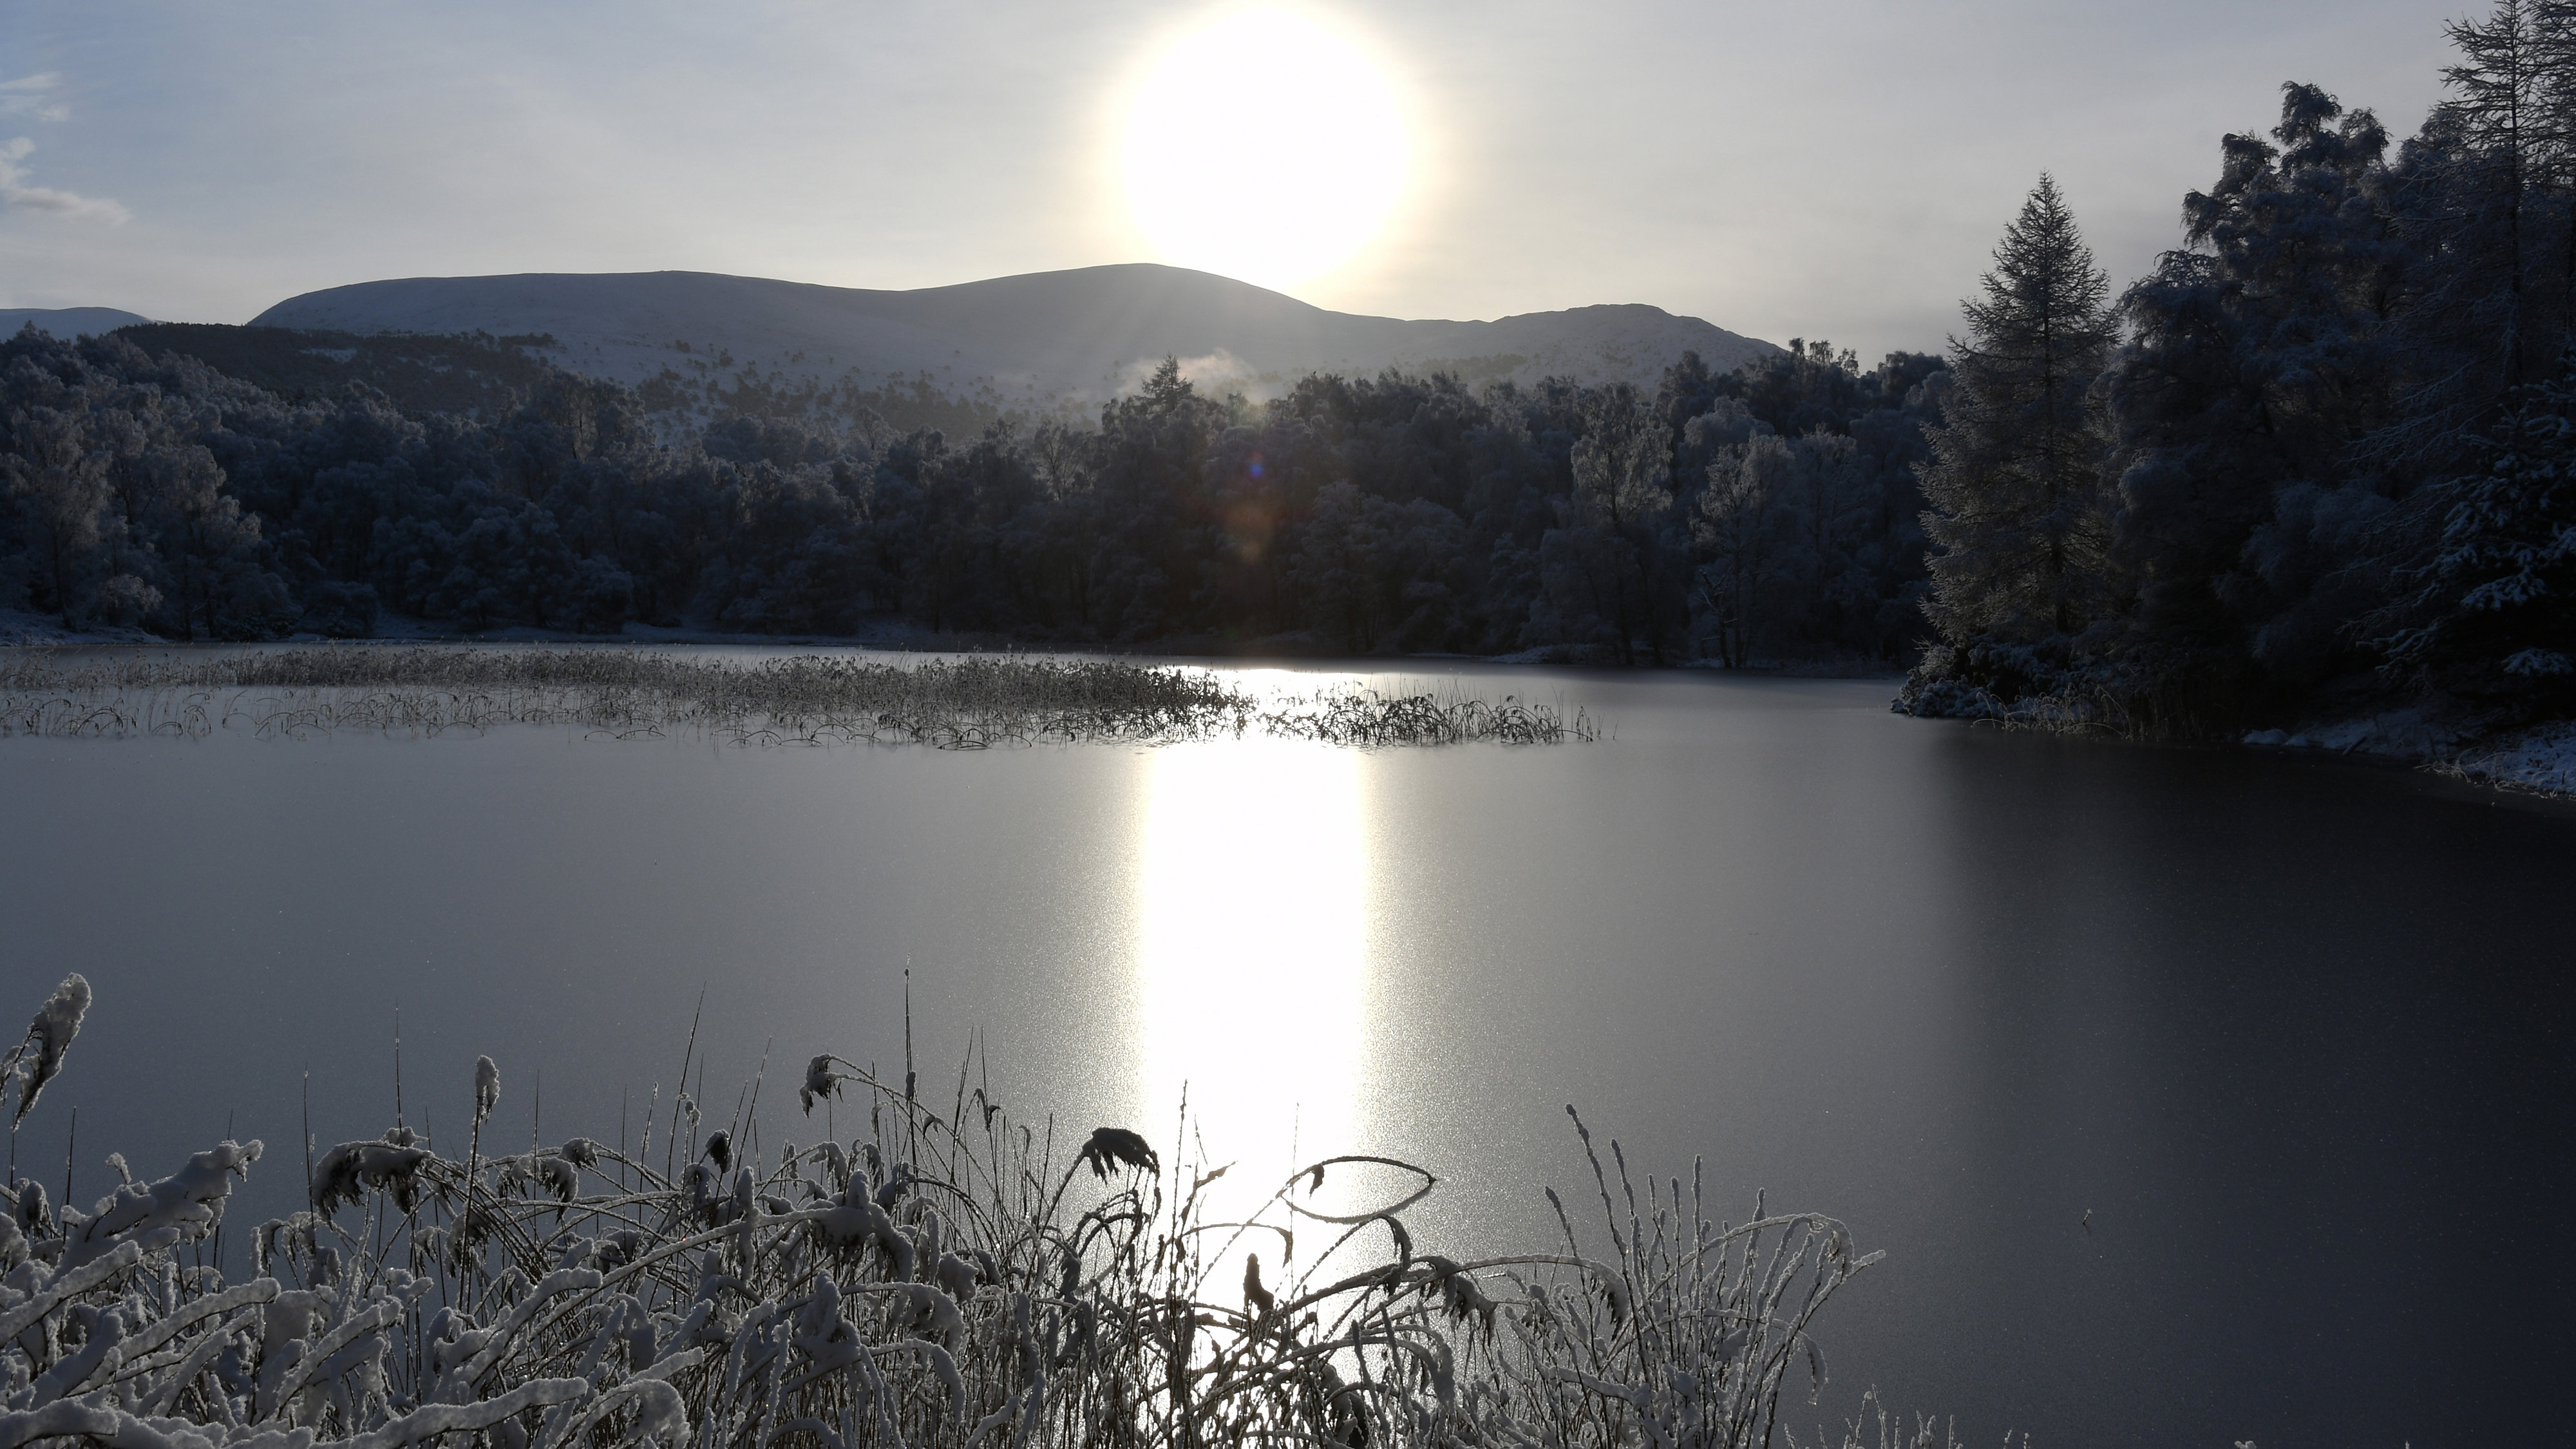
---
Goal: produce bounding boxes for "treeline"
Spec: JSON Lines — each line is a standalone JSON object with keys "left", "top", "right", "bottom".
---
{"left": 114, "top": 324, "right": 565, "bottom": 419}
{"left": 0, "top": 322, "right": 1946, "bottom": 661}
{"left": 1906, "top": 0, "right": 2576, "bottom": 733}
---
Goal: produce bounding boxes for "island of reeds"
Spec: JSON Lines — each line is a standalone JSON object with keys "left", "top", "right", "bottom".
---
{"left": 0, "top": 976, "right": 1940, "bottom": 1449}
{"left": 0, "top": 648, "right": 1596, "bottom": 748}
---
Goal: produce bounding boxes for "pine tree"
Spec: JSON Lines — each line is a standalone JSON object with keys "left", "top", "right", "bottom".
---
{"left": 1917, "top": 175, "right": 2114, "bottom": 652}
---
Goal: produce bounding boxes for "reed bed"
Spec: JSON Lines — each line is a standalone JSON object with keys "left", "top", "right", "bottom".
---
{"left": 0, "top": 648, "right": 1597, "bottom": 748}
{"left": 0, "top": 976, "right": 1903, "bottom": 1449}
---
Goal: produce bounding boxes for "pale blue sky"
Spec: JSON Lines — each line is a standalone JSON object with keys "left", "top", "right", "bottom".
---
{"left": 3, "top": 1, "right": 2454, "bottom": 359}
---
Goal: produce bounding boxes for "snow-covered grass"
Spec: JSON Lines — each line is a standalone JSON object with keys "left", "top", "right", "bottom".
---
{"left": 0, "top": 976, "right": 1893, "bottom": 1449}
{"left": 0, "top": 647, "right": 1598, "bottom": 748}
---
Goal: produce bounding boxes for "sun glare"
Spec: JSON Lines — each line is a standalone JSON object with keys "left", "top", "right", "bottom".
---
{"left": 1134, "top": 736, "right": 1370, "bottom": 1191}
{"left": 1120, "top": 7, "right": 1409, "bottom": 292}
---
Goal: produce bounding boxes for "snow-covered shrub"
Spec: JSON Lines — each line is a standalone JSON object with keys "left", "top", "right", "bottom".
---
{"left": 0, "top": 980, "right": 1875, "bottom": 1448}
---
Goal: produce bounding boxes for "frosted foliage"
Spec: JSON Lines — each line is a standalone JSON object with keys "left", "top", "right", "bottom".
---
{"left": 0, "top": 985, "right": 1888, "bottom": 1448}
{"left": 2384, "top": 361, "right": 2576, "bottom": 701}
{"left": 473, "top": 1057, "right": 499, "bottom": 1128}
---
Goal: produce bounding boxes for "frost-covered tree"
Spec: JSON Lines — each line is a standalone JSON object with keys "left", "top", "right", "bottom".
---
{"left": 1690, "top": 430, "right": 1878, "bottom": 667}
{"left": 2441, "top": 0, "right": 2550, "bottom": 384}
{"left": 2378, "top": 0, "right": 2576, "bottom": 447}
{"left": 0, "top": 317, "right": 1942, "bottom": 662}
{"left": 1693, "top": 434, "right": 1790, "bottom": 668}
{"left": 1533, "top": 393, "right": 1685, "bottom": 663}
{"left": 2381, "top": 359, "right": 2576, "bottom": 708}
{"left": 1, "top": 334, "right": 295, "bottom": 635}
{"left": 0, "top": 403, "right": 117, "bottom": 624}
{"left": 1913, "top": 176, "right": 2116, "bottom": 673}
{"left": 2081, "top": 84, "right": 2407, "bottom": 725}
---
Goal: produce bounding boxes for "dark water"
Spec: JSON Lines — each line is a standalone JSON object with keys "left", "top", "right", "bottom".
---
{"left": 2, "top": 660, "right": 2569, "bottom": 1449}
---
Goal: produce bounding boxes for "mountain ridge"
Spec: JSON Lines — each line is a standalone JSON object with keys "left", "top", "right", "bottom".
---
{"left": 2, "top": 307, "right": 156, "bottom": 339}
{"left": 249, "top": 263, "right": 1777, "bottom": 406}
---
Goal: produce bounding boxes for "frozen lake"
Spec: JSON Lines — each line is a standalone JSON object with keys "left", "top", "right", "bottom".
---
{"left": 2, "top": 656, "right": 2568, "bottom": 1448}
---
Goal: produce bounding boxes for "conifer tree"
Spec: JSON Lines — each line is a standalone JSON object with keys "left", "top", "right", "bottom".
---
{"left": 1917, "top": 175, "right": 2114, "bottom": 650}
{"left": 2382, "top": 357, "right": 2576, "bottom": 708}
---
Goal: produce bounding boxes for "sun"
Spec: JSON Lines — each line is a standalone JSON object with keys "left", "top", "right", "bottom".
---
{"left": 1120, "top": 7, "right": 1408, "bottom": 293}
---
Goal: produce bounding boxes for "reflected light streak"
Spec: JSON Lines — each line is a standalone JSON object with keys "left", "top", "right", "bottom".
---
{"left": 1136, "top": 738, "right": 1369, "bottom": 1197}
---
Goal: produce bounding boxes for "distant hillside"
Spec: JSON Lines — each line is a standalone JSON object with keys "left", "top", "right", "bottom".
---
{"left": 251, "top": 265, "right": 1779, "bottom": 411}
{"left": 3, "top": 307, "right": 155, "bottom": 338}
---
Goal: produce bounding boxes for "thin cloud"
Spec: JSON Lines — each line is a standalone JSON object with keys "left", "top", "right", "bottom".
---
{"left": 0, "top": 137, "right": 131, "bottom": 224}
{"left": 0, "top": 73, "right": 70, "bottom": 124}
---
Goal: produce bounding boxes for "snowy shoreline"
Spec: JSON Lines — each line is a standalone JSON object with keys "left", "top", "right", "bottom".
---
{"left": 2245, "top": 711, "right": 2576, "bottom": 800}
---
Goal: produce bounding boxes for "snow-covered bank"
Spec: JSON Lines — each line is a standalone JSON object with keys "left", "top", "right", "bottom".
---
{"left": 2429, "top": 720, "right": 2576, "bottom": 796}
{"left": 2245, "top": 709, "right": 2576, "bottom": 800}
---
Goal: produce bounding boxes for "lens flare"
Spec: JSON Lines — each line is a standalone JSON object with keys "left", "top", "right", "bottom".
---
{"left": 1121, "top": 8, "right": 1408, "bottom": 292}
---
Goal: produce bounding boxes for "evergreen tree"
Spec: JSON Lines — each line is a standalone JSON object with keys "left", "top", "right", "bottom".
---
{"left": 1914, "top": 176, "right": 2116, "bottom": 661}
{"left": 2381, "top": 357, "right": 2576, "bottom": 708}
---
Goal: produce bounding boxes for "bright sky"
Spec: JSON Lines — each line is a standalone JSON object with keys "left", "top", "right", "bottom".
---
{"left": 3, "top": 0, "right": 2454, "bottom": 361}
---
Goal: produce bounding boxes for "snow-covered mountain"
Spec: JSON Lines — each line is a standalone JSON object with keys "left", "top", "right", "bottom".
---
{"left": 249, "top": 264, "right": 1776, "bottom": 405}
{"left": 2, "top": 307, "right": 155, "bottom": 338}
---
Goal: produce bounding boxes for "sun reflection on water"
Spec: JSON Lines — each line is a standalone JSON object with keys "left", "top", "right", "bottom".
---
{"left": 1135, "top": 737, "right": 1369, "bottom": 1193}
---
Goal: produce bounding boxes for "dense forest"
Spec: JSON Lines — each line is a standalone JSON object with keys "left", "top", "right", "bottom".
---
{"left": 0, "top": 323, "right": 1944, "bottom": 665}
{"left": 1906, "top": 0, "right": 2576, "bottom": 733}
{"left": 6, "top": 0, "right": 2574, "bottom": 739}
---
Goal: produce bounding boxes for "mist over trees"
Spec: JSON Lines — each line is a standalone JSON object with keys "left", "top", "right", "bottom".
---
{"left": 1906, "top": 0, "right": 2576, "bottom": 732}
{"left": 0, "top": 326, "right": 1943, "bottom": 663}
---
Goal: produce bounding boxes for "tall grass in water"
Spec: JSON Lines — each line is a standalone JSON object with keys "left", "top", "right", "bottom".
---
{"left": 0, "top": 648, "right": 1598, "bottom": 748}
{"left": 0, "top": 977, "right": 1935, "bottom": 1449}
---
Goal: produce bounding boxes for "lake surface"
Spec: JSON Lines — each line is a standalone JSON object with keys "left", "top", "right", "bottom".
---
{"left": 3, "top": 657, "right": 2569, "bottom": 1449}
